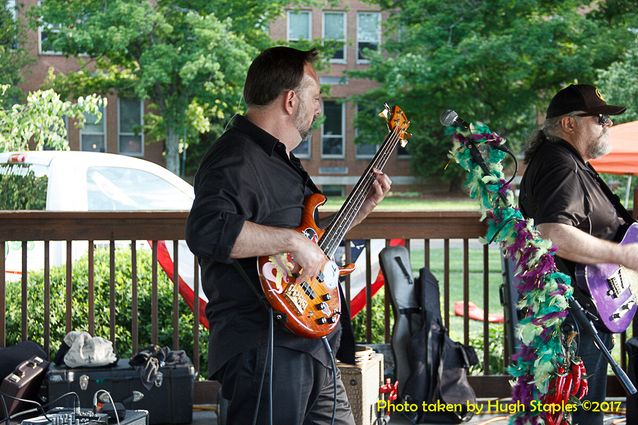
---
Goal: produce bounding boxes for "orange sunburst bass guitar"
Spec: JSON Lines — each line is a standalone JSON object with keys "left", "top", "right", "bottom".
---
{"left": 257, "top": 104, "right": 411, "bottom": 338}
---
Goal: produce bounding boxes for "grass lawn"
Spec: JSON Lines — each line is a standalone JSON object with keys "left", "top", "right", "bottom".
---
{"left": 352, "top": 242, "right": 628, "bottom": 373}
{"left": 323, "top": 195, "right": 478, "bottom": 211}
{"left": 352, "top": 243, "right": 507, "bottom": 365}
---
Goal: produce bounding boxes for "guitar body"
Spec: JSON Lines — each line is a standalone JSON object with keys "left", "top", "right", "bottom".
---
{"left": 257, "top": 104, "right": 410, "bottom": 338}
{"left": 575, "top": 223, "right": 638, "bottom": 333}
{"left": 257, "top": 193, "right": 347, "bottom": 338}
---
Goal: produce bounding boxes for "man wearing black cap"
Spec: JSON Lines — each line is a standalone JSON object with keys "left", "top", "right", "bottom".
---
{"left": 520, "top": 84, "right": 638, "bottom": 424}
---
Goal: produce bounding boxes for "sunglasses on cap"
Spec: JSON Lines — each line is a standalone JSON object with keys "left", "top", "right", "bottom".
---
{"left": 574, "top": 113, "right": 612, "bottom": 126}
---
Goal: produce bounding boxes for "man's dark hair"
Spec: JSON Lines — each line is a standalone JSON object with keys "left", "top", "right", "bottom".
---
{"left": 243, "top": 46, "right": 319, "bottom": 107}
{"left": 523, "top": 115, "right": 566, "bottom": 163}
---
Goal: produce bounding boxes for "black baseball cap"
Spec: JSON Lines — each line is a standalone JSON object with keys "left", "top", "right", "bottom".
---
{"left": 546, "top": 84, "right": 626, "bottom": 118}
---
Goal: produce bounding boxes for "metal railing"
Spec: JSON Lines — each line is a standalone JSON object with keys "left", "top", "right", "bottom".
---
{"left": 0, "top": 210, "right": 630, "bottom": 399}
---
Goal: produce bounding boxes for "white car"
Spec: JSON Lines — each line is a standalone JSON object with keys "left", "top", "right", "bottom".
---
{"left": 1, "top": 151, "right": 207, "bottom": 324}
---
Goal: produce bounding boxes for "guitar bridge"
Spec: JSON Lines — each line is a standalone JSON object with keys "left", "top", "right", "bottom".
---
{"left": 284, "top": 284, "right": 309, "bottom": 315}
{"left": 610, "top": 299, "right": 636, "bottom": 321}
{"left": 607, "top": 268, "right": 627, "bottom": 298}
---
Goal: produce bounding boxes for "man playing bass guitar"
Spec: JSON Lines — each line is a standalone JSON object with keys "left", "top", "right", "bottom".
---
{"left": 185, "top": 46, "right": 391, "bottom": 425}
{"left": 519, "top": 84, "right": 638, "bottom": 425}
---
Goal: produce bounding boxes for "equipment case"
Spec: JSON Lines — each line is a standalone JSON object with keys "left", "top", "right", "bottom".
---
{"left": 47, "top": 359, "right": 195, "bottom": 424}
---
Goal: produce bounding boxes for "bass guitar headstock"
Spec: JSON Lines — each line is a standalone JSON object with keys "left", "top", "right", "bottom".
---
{"left": 379, "top": 103, "right": 411, "bottom": 147}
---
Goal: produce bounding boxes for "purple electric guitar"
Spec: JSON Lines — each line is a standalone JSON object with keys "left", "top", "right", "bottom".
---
{"left": 574, "top": 223, "right": 638, "bottom": 333}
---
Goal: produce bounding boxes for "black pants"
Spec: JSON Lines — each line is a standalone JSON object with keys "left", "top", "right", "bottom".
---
{"left": 219, "top": 345, "right": 355, "bottom": 425}
{"left": 568, "top": 316, "right": 614, "bottom": 425}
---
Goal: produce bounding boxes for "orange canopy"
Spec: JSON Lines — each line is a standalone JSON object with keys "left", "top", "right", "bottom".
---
{"left": 590, "top": 121, "right": 638, "bottom": 175}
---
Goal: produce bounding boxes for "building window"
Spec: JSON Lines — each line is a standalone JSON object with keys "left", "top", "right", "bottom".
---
{"left": 39, "top": 23, "right": 63, "bottom": 55}
{"left": 6, "top": 0, "right": 16, "bottom": 22}
{"left": 323, "top": 12, "right": 345, "bottom": 62}
{"left": 6, "top": 0, "right": 18, "bottom": 49}
{"left": 322, "top": 185, "right": 344, "bottom": 197}
{"left": 355, "top": 104, "right": 377, "bottom": 158}
{"left": 398, "top": 144, "right": 410, "bottom": 158}
{"left": 80, "top": 106, "right": 106, "bottom": 152}
{"left": 322, "top": 101, "right": 345, "bottom": 158}
{"left": 293, "top": 136, "right": 311, "bottom": 159}
{"left": 357, "top": 12, "right": 380, "bottom": 63}
{"left": 287, "top": 10, "right": 311, "bottom": 41}
{"left": 118, "top": 98, "right": 143, "bottom": 156}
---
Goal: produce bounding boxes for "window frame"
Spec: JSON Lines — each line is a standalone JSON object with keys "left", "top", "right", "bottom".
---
{"left": 117, "top": 98, "right": 144, "bottom": 157}
{"left": 37, "top": 0, "right": 64, "bottom": 56}
{"left": 287, "top": 10, "right": 312, "bottom": 42}
{"left": 6, "top": 0, "right": 16, "bottom": 22}
{"left": 321, "top": 100, "right": 346, "bottom": 159}
{"left": 293, "top": 135, "right": 312, "bottom": 159}
{"left": 356, "top": 11, "right": 381, "bottom": 64}
{"left": 355, "top": 104, "right": 378, "bottom": 159}
{"left": 38, "top": 23, "right": 64, "bottom": 55}
{"left": 322, "top": 11, "right": 346, "bottom": 64}
{"left": 80, "top": 106, "right": 107, "bottom": 153}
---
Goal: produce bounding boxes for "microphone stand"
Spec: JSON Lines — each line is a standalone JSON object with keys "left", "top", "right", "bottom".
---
{"left": 451, "top": 122, "right": 508, "bottom": 205}
{"left": 446, "top": 113, "right": 637, "bottom": 396}
{"left": 568, "top": 296, "right": 637, "bottom": 395}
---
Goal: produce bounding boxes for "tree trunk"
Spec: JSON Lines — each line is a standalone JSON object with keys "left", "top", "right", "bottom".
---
{"left": 165, "top": 125, "right": 179, "bottom": 175}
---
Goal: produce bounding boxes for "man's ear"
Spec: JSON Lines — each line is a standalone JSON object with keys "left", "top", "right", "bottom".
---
{"left": 560, "top": 115, "right": 575, "bottom": 132}
{"left": 283, "top": 89, "right": 296, "bottom": 116}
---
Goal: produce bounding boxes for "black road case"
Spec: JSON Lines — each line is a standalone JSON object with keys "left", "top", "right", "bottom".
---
{"left": 47, "top": 359, "right": 195, "bottom": 424}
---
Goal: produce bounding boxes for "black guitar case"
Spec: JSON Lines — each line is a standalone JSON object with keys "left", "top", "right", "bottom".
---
{"left": 380, "top": 246, "right": 478, "bottom": 424}
{"left": 379, "top": 245, "right": 420, "bottom": 398}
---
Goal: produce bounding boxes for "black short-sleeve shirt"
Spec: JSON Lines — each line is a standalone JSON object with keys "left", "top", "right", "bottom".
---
{"left": 185, "top": 115, "right": 343, "bottom": 377}
{"left": 519, "top": 138, "right": 625, "bottom": 275}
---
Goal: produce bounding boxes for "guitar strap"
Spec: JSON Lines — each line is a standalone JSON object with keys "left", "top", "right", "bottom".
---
{"left": 232, "top": 260, "right": 273, "bottom": 313}
{"left": 568, "top": 165, "right": 637, "bottom": 324}
{"left": 588, "top": 164, "right": 636, "bottom": 225}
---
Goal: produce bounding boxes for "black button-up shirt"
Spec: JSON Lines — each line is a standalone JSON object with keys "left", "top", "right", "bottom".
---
{"left": 519, "top": 138, "right": 625, "bottom": 277}
{"left": 185, "top": 115, "right": 342, "bottom": 377}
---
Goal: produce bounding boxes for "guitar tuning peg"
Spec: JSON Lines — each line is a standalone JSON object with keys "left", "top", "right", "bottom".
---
{"left": 378, "top": 103, "right": 392, "bottom": 120}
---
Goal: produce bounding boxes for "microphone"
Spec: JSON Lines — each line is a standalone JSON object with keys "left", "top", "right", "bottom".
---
{"left": 441, "top": 109, "right": 511, "bottom": 154}
{"left": 440, "top": 109, "right": 470, "bottom": 130}
{"left": 441, "top": 109, "right": 510, "bottom": 203}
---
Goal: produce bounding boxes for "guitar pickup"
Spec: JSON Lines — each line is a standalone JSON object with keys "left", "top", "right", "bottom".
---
{"left": 607, "top": 269, "right": 627, "bottom": 298}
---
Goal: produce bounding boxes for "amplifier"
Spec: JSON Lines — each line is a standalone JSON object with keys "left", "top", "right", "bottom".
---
{"left": 0, "top": 355, "right": 49, "bottom": 415}
{"left": 21, "top": 409, "right": 149, "bottom": 425}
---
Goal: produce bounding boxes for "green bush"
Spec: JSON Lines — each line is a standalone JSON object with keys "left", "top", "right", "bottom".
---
{"left": 352, "top": 287, "right": 393, "bottom": 344}
{"left": 5, "top": 247, "right": 209, "bottom": 373}
{"left": 469, "top": 325, "right": 505, "bottom": 375}
{"left": 0, "top": 163, "right": 47, "bottom": 210}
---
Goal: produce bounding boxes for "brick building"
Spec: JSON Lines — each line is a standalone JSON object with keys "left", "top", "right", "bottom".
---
{"left": 13, "top": 0, "right": 164, "bottom": 164}
{"left": 11, "top": 0, "right": 417, "bottom": 191}
{"left": 271, "top": 1, "right": 416, "bottom": 196}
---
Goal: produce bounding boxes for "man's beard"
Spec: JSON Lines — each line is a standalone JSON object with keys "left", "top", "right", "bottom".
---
{"left": 294, "top": 101, "right": 314, "bottom": 140}
{"left": 298, "top": 120, "right": 314, "bottom": 140}
{"left": 588, "top": 129, "right": 611, "bottom": 159}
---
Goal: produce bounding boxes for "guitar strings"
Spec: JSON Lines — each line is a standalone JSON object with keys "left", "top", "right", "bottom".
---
{"left": 323, "top": 126, "right": 402, "bottom": 251}
{"left": 319, "top": 125, "right": 403, "bottom": 257}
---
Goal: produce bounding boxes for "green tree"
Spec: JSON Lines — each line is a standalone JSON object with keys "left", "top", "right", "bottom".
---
{"left": 28, "top": 0, "right": 307, "bottom": 175}
{"left": 597, "top": 37, "right": 638, "bottom": 124}
{"left": 354, "top": 0, "right": 638, "bottom": 189}
{"left": 0, "top": 0, "right": 31, "bottom": 108}
{"left": 0, "top": 85, "right": 105, "bottom": 210}
{"left": 0, "top": 85, "right": 105, "bottom": 152}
